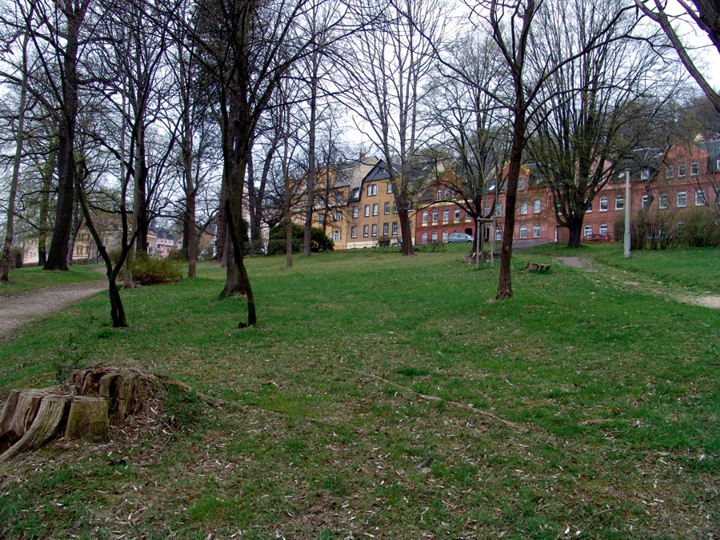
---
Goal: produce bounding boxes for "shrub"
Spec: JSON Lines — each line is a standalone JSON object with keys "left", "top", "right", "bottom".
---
{"left": 267, "top": 223, "right": 334, "bottom": 255}
{"left": 677, "top": 208, "right": 720, "bottom": 247}
{"left": 132, "top": 252, "right": 182, "bottom": 285}
{"left": 166, "top": 249, "right": 188, "bottom": 263}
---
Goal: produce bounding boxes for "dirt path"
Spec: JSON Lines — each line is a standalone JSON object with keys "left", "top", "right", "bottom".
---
{"left": 0, "top": 280, "right": 107, "bottom": 340}
{"left": 554, "top": 256, "right": 720, "bottom": 309}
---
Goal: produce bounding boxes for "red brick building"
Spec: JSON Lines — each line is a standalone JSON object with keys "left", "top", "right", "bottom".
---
{"left": 414, "top": 141, "right": 720, "bottom": 246}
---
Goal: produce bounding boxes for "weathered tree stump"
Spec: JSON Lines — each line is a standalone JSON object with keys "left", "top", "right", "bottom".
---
{"left": 0, "top": 365, "right": 166, "bottom": 461}
{"left": 0, "top": 394, "right": 70, "bottom": 462}
{"left": 64, "top": 397, "right": 109, "bottom": 443}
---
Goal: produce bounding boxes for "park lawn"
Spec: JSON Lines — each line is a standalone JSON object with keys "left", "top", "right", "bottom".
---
{"left": 0, "top": 264, "right": 103, "bottom": 297}
{"left": 0, "top": 244, "right": 718, "bottom": 539}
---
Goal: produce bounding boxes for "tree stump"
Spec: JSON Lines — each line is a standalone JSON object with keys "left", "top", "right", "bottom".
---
{"left": 64, "top": 397, "right": 109, "bottom": 443}
{"left": 0, "top": 394, "right": 70, "bottom": 462}
{"left": 0, "top": 365, "right": 166, "bottom": 461}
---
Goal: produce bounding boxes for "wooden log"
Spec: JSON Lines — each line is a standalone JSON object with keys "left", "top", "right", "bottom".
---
{"left": 65, "top": 397, "right": 109, "bottom": 443}
{"left": 0, "top": 395, "right": 69, "bottom": 462}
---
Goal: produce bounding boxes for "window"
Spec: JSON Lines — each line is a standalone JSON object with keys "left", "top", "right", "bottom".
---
{"left": 483, "top": 204, "right": 490, "bottom": 217}
{"left": 640, "top": 169, "right": 650, "bottom": 180}
{"left": 717, "top": 159, "right": 720, "bottom": 170}
{"left": 352, "top": 206, "right": 359, "bottom": 219}
{"left": 444, "top": 188, "right": 451, "bottom": 199}
{"left": 519, "top": 225, "right": 527, "bottom": 239}
{"left": 495, "top": 204, "right": 503, "bottom": 216}
{"left": 367, "top": 184, "right": 377, "bottom": 196}
{"left": 431, "top": 231, "right": 438, "bottom": 243}
{"left": 432, "top": 209, "right": 439, "bottom": 222}
{"left": 392, "top": 222, "right": 398, "bottom": 235}
{"left": 363, "top": 225, "right": 369, "bottom": 237}
{"left": 421, "top": 232, "right": 428, "bottom": 244}
{"left": 599, "top": 224, "right": 608, "bottom": 235}
{"left": 691, "top": 162, "right": 699, "bottom": 176}
{"left": 521, "top": 202, "right": 528, "bottom": 215}
{"left": 677, "top": 191, "right": 687, "bottom": 207}
{"left": 393, "top": 203, "right": 398, "bottom": 214}
{"left": 331, "top": 231, "right": 342, "bottom": 242}
{"left": 519, "top": 178, "right": 526, "bottom": 190}
{"left": 615, "top": 195, "right": 624, "bottom": 210}
{"left": 533, "top": 200, "right": 541, "bottom": 213}
{"left": 383, "top": 222, "right": 389, "bottom": 235}
{"left": 454, "top": 208, "right": 460, "bottom": 220}
{"left": 642, "top": 195, "right": 649, "bottom": 208}
{"left": 666, "top": 165, "right": 673, "bottom": 178}
{"left": 387, "top": 182, "right": 393, "bottom": 194}
{"left": 364, "top": 205, "right": 370, "bottom": 217}
{"left": 384, "top": 202, "right": 390, "bottom": 214}
{"left": 584, "top": 225, "right": 593, "bottom": 237}
{"left": 696, "top": 190, "right": 706, "bottom": 205}
{"left": 372, "top": 203, "right": 378, "bottom": 216}
{"left": 678, "top": 163, "right": 686, "bottom": 177}
{"left": 533, "top": 224, "right": 541, "bottom": 238}
{"left": 443, "top": 209, "right": 449, "bottom": 222}
{"left": 586, "top": 201, "right": 592, "bottom": 213}
{"left": 371, "top": 224, "right": 377, "bottom": 237}
{"left": 442, "top": 231, "right": 449, "bottom": 242}
{"left": 495, "top": 227, "right": 502, "bottom": 241}
{"left": 332, "top": 211, "right": 342, "bottom": 222}
{"left": 436, "top": 189, "right": 443, "bottom": 201}
{"left": 659, "top": 193, "right": 668, "bottom": 209}
{"left": 351, "top": 226, "right": 358, "bottom": 238}
{"left": 318, "top": 213, "right": 326, "bottom": 224}
{"left": 422, "top": 211, "right": 429, "bottom": 224}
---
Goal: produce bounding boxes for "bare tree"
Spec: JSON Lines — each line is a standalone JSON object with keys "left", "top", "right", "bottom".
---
{"left": 0, "top": 0, "right": 35, "bottom": 281}
{"left": 636, "top": 0, "right": 720, "bottom": 112}
{"left": 343, "top": 0, "right": 443, "bottom": 256}
{"left": 431, "top": 34, "right": 511, "bottom": 240}
{"left": 529, "top": 0, "right": 672, "bottom": 248}
{"left": 190, "top": 0, "right": 350, "bottom": 326}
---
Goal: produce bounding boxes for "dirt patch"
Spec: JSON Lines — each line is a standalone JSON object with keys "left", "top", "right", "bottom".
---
{"left": 555, "top": 257, "right": 720, "bottom": 309}
{"left": 0, "top": 280, "right": 106, "bottom": 340}
{"left": 554, "top": 256, "right": 590, "bottom": 268}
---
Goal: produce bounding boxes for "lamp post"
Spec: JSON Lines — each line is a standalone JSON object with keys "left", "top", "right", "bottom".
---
{"left": 624, "top": 169, "right": 631, "bottom": 259}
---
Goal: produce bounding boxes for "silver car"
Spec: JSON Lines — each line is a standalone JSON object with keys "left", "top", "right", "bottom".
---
{"left": 448, "top": 232, "right": 474, "bottom": 243}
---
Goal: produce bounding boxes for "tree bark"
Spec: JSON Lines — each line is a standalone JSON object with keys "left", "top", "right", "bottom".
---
{"left": 1, "top": 28, "right": 29, "bottom": 282}
{"left": 45, "top": 1, "right": 86, "bottom": 271}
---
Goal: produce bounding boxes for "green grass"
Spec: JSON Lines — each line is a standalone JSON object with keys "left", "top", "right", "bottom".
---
{"left": 0, "top": 264, "right": 103, "bottom": 297}
{"left": 0, "top": 244, "right": 718, "bottom": 539}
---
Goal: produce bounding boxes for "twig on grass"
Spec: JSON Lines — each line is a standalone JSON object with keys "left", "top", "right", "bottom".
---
{"left": 346, "top": 368, "right": 527, "bottom": 432}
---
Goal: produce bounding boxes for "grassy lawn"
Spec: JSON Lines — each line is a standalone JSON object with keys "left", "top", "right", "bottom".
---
{"left": 0, "top": 244, "right": 718, "bottom": 539}
{"left": 0, "top": 264, "right": 103, "bottom": 297}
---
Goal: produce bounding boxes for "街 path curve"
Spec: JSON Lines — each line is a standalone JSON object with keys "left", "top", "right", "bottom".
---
{"left": 0, "top": 279, "right": 107, "bottom": 340}
{"left": 554, "top": 256, "right": 720, "bottom": 309}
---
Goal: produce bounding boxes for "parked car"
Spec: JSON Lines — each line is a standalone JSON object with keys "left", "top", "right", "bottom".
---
{"left": 448, "top": 232, "right": 474, "bottom": 244}
{"left": 582, "top": 233, "right": 612, "bottom": 242}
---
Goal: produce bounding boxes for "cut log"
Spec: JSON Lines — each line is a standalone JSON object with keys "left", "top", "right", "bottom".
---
{"left": 65, "top": 397, "right": 109, "bottom": 443}
{"left": 0, "top": 395, "right": 70, "bottom": 462}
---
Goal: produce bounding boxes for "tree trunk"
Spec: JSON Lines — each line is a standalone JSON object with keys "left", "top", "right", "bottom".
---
{"left": 496, "top": 118, "right": 525, "bottom": 300}
{"left": 303, "top": 50, "right": 319, "bottom": 257}
{"left": 567, "top": 220, "right": 583, "bottom": 248}
{"left": 1, "top": 51, "right": 28, "bottom": 281}
{"left": 44, "top": 118, "right": 75, "bottom": 271}
{"left": 45, "top": 3, "right": 85, "bottom": 271}
{"left": 396, "top": 192, "right": 414, "bottom": 256}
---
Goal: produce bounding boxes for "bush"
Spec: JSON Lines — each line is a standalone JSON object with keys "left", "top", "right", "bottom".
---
{"left": 267, "top": 223, "right": 334, "bottom": 255}
{"left": 677, "top": 208, "right": 720, "bottom": 247}
{"left": 132, "top": 252, "right": 182, "bottom": 285}
{"left": 166, "top": 249, "right": 187, "bottom": 263}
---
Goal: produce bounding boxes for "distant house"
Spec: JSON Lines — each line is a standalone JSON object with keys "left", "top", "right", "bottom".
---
{"left": 153, "top": 228, "right": 177, "bottom": 259}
